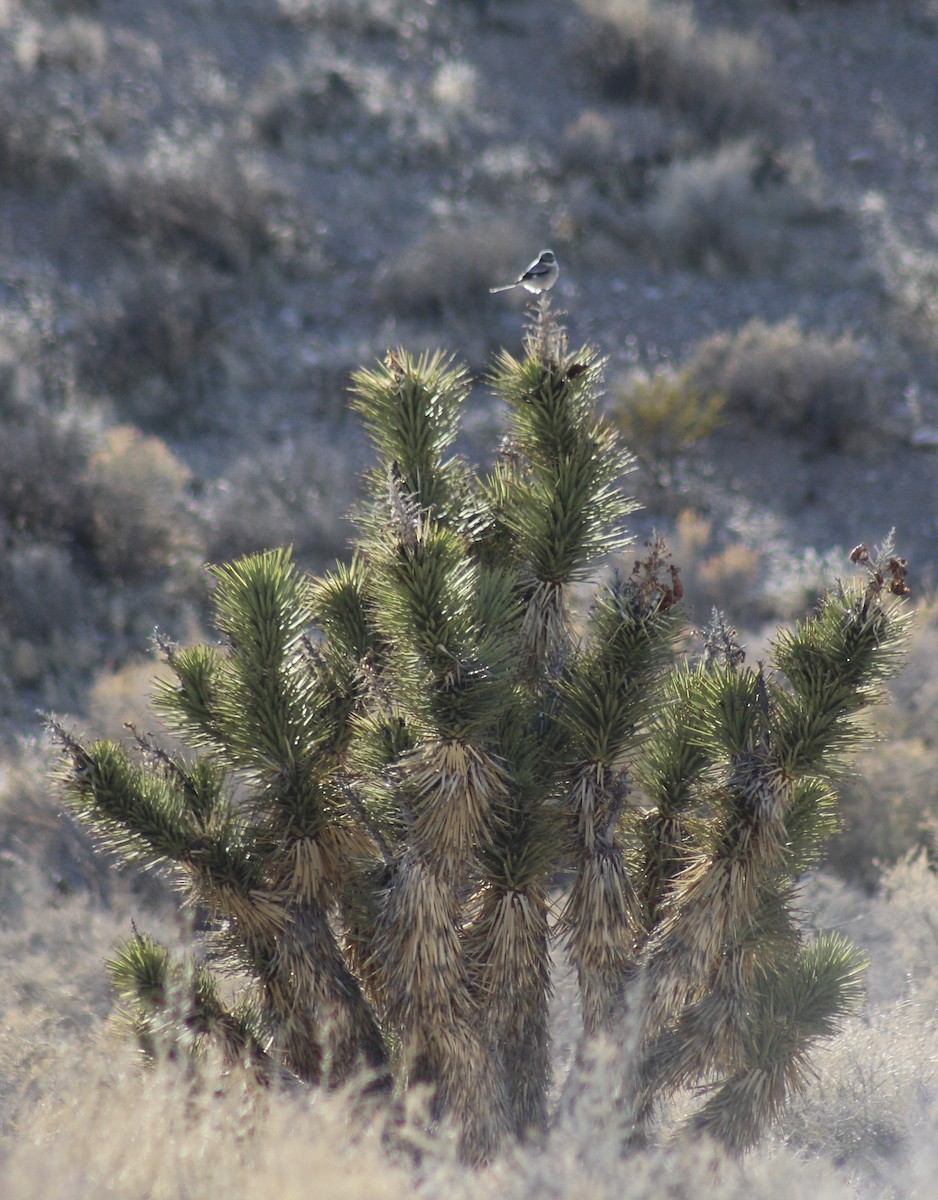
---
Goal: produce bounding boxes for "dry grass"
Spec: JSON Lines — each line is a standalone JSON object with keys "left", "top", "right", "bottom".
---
{"left": 0, "top": 986, "right": 935, "bottom": 1200}
{"left": 1, "top": 1058, "right": 419, "bottom": 1200}
{"left": 0, "top": 745, "right": 182, "bottom": 1134}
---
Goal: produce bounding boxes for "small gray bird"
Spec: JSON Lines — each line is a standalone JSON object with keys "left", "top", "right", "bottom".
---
{"left": 489, "top": 249, "right": 559, "bottom": 294}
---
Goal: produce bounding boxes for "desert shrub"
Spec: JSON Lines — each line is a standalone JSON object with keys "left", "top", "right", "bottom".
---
{"left": 274, "top": 0, "right": 416, "bottom": 36}
{"left": 827, "top": 739, "right": 938, "bottom": 891}
{"left": 663, "top": 518, "right": 856, "bottom": 630}
{"left": 905, "top": 0, "right": 938, "bottom": 32}
{"left": 26, "top": 0, "right": 104, "bottom": 12}
{"left": 779, "top": 857, "right": 938, "bottom": 1180}
{"left": 94, "top": 139, "right": 312, "bottom": 276}
{"left": 780, "top": 0, "right": 932, "bottom": 9}
{"left": 0, "top": 349, "right": 207, "bottom": 709}
{"left": 84, "top": 425, "right": 205, "bottom": 586}
{"left": 249, "top": 47, "right": 477, "bottom": 173}
{"left": 827, "top": 597, "right": 938, "bottom": 888}
{"left": 375, "top": 219, "right": 533, "bottom": 317}
{"left": 861, "top": 192, "right": 938, "bottom": 358}
{"left": 759, "top": 545, "right": 849, "bottom": 623}
{"left": 202, "top": 433, "right": 359, "bottom": 569}
{"left": 779, "top": 1000, "right": 937, "bottom": 1179}
{"left": 871, "top": 852, "right": 938, "bottom": 1006}
{"left": 0, "top": 740, "right": 117, "bottom": 906}
{"left": 662, "top": 509, "right": 762, "bottom": 625}
{"left": 642, "top": 140, "right": 822, "bottom": 274}
{"left": 0, "top": 14, "right": 159, "bottom": 187}
{"left": 431, "top": 59, "right": 478, "bottom": 114}
{"left": 0, "top": 734, "right": 178, "bottom": 941}
{"left": 613, "top": 369, "right": 725, "bottom": 463}
{"left": 0, "top": 396, "right": 100, "bottom": 541}
{"left": 685, "top": 319, "right": 879, "bottom": 450}
{"left": 84, "top": 657, "right": 180, "bottom": 744}
{"left": 78, "top": 268, "right": 229, "bottom": 433}
{"left": 0, "top": 360, "right": 186, "bottom": 572}
{"left": 574, "top": 0, "right": 781, "bottom": 142}
{"left": 248, "top": 57, "right": 365, "bottom": 152}
{"left": 0, "top": 534, "right": 104, "bottom": 711}
{"left": 561, "top": 106, "right": 693, "bottom": 204}
{"left": 0, "top": 62, "right": 102, "bottom": 188}
{"left": 887, "top": 596, "right": 938, "bottom": 734}
{"left": 0, "top": 534, "right": 87, "bottom": 648}
{"left": 20, "top": 16, "right": 109, "bottom": 72}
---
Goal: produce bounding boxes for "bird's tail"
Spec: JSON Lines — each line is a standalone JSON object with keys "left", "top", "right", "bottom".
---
{"left": 489, "top": 283, "right": 518, "bottom": 293}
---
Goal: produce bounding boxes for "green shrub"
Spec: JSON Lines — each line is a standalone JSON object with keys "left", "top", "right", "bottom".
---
{"left": 613, "top": 369, "right": 725, "bottom": 463}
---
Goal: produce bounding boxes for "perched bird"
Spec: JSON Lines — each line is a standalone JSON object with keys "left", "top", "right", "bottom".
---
{"left": 489, "top": 249, "right": 559, "bottom": 294}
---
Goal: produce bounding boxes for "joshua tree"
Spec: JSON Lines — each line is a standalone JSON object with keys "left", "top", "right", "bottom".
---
{"left": 54, "top": 304, "right": 910, "bottom": 1163}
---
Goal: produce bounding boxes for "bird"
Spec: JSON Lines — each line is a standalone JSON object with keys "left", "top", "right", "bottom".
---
{"left": 489, "top": 249, "right": 559, "bottom": 294}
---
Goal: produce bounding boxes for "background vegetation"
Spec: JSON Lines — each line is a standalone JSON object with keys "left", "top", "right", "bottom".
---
{"left": 2, "top": 0, "right": 938, "bottom": 1197}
